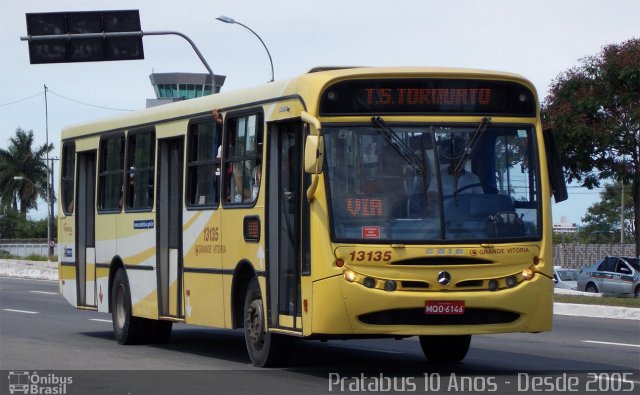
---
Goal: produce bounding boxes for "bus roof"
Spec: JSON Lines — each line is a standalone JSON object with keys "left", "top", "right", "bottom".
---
{"left": 61, "top": 66, "right": 536, "bottom": 141}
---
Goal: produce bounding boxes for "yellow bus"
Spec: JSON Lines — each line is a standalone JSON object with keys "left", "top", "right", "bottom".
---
{"left": 57, "top": 67, "right": 568, "bottom": 366}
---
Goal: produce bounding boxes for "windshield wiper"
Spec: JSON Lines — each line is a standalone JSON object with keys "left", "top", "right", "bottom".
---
{"left": 371, "top": 116, "right": 426, "bottom": 175}
{"left": 452, "top": 117, "right": 491, "bottom": 177}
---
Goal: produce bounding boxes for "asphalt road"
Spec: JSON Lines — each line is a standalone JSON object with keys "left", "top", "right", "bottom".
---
{"left": 1, "top": 276, "right": 638, "bottom": 394}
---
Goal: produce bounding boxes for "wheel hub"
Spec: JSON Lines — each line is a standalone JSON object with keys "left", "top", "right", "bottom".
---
{"left": 246, "top": 299, "right": 264, "bottom": 347}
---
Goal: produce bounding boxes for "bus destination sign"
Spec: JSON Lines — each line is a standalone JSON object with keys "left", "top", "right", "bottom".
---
{"left": 364, "top": 87, "right": 492, "bottom": 107}
{"left": 320, "top": 79, "right": 536, "bottom": 116}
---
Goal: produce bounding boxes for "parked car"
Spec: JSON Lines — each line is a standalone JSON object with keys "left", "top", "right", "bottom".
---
{"left": 577, "top": 256, "right": 640, "bottom": 297}
{"left": 553, "top": 267, "right": 578, "bottom": 290}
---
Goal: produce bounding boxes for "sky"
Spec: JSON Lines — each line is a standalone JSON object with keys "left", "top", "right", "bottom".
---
{"left": 1, "top": 0, "right": 639, "bottom": 224}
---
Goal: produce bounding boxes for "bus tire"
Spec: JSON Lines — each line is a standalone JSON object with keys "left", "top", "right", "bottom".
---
{"left": 149, "top": 320, "right": 173, "bottom": 343}
{"left": 419, "top": 335, "right": 471, "bottom": 363}
{"left": 243, "top": 278, "right": 291, "bottom": 367}
{"left": 111, "top": 268, "right": 148, "bottom": 345}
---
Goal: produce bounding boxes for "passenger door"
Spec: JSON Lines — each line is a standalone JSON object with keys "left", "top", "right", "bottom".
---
{"left": 75, "top": 151, "right": 96, "bottom": 307}
{"left": 156, "top": 137, "right": 184, "bottom": 318}
{"left": 266, "top": 121, "right": 304, "bottom": 331}
{"left": 597, "top": 257, "right": 617, "bottom": 293}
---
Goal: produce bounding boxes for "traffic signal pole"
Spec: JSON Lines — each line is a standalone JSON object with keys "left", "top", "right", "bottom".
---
{"left": 20, "top": 30, "right": 216, "bottom": 84}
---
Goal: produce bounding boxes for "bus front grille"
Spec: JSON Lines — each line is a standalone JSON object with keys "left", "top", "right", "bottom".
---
{"left": 359, "top": 308, "right": 519, "bottom": 326}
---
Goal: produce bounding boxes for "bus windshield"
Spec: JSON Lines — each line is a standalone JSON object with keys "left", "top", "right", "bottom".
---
{"left": 324, "top": 123, "right": 540, "bottom": 243}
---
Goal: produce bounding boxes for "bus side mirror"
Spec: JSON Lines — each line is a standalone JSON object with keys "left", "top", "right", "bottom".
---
{"left": 543, "top": 128, "right": 568, "bottom": 203}
{"left": 301, "top": 111, "right": 323, "bottom": 202}
{"left": 304, "top": 135, "right": 324, "bottom": 174}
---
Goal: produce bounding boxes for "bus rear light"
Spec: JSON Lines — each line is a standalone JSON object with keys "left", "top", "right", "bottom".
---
{"left": 488, "top": 279, "right": 499, "bottom": 291}
{"left": 335, "top": 258, "right": 345, "bottom": 267}
{"left": 344, "top": 270, "right": 356, "bottom": 282}
{"left": 522, "top": 268, "right": 534, "bottom": 280}
{"left": 384, "top": 280, "right": 397, "bottom": 292}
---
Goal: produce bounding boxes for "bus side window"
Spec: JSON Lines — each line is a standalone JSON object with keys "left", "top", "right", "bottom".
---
{"left": 224, "top": 112, "right": 263, "bottom": 204}
{"left": 125, "top": 130, "right": 155, "bottom": 210}
{"left": 61, "top": 142, "right": 76, "bottom": 215}
{"left": 97, "top": 133, "right": 125, "bottom": 212}
{"left": 186, "top": 118, "right": 220, "bottom": 207}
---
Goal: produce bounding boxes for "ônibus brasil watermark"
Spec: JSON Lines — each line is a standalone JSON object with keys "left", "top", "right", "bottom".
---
{"left": 7, "top": 371, "right": 73, "bottom": 395}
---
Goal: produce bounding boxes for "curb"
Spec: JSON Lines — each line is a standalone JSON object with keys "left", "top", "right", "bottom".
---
{"left": 553, "top": 302, "right": 640, "bottom": 321}
{"left": 1, "top": 259, "right": 638, "bottom": 320}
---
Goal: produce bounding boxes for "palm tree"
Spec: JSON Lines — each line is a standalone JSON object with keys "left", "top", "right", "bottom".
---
{"left": 0, "top": 127, "right": 54, "bottom": 216}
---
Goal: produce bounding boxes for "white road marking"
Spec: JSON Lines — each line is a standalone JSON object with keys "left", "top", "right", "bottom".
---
{"left": 29, "top": 291, "right": 58, "bottom": 295}
{"left": 3, "top": 308, "right": 39, "bottom": 314}
{"left": 89, "top": 318, "right": 112, "bottom": 323}
{"left": 581, "top": 340, "right": 640, "bottom": 348}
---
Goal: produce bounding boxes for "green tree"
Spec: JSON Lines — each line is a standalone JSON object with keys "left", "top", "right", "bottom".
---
{"left": 542, "top": 37, "right": 640, "bottom": 256}
{"left": 0, "top": 127, "right": 54, "bottom": 215}
{"left": 579, "top": 184, "right": 635, "bottom": 243}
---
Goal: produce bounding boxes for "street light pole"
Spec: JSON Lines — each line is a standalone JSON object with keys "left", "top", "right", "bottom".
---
{"left": 216, "top": 15, "right": 275, "bottom": 83}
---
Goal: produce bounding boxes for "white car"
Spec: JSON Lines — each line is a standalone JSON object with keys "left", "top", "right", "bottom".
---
{"left": 553, "top": 267, "right": 578, "bottom": 290}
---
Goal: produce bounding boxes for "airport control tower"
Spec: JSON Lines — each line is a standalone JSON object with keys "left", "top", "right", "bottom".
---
{"left": 147, "top": 72, "right": 226, "bottom": 107}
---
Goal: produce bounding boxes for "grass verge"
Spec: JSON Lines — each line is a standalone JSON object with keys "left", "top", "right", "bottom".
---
{"left": 554, "top": 294, "right": 639, "bottom": 308}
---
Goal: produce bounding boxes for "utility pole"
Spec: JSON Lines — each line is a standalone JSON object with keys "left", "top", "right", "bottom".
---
{"left": 44, "top": 84, "right": 53, "bottom": 262}
{"left": 620, "top": 182, "right": 624, "bottom": 244}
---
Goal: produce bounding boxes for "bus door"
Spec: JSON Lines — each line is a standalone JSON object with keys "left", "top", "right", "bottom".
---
{"left": 156, "top": 137, "right": 184, "bottom": 318}
{"left": 76, "top": 151, "right": 96, "bottom": 307}
{"left": 267, "top": 122, "right": 303, "bottom": 330}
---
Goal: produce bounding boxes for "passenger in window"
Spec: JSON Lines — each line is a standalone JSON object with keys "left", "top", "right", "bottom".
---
{"left": 252, "top": 160, "right": 262, "bottom": 201}
{"left": 127, "top": 167, "right": 136, "bottom": 208}
{"left": 212, "top": 108, "right": 223, "bottom": 175}
{"left": 66, "top": 199, "right": 74, "bottom": 213}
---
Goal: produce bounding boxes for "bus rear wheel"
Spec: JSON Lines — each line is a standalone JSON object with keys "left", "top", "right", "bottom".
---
{"left": 419, "top": 335, "right": 471, "bottom": 363}
{"left": 111, "top": 268, "right": 148, "bottom": 345}
{"left": 244, "top": 278, "right": 291, "bottom": 367}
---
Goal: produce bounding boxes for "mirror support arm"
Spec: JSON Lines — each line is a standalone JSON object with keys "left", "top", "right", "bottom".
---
{"left": 302, "top": 111, "right": 323, "bottom": 202}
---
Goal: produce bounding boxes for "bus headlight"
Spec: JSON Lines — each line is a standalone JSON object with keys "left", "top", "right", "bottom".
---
{"left": 343, "top": 270, "right": 356, "bottom": 282}
{"left": 506, "top": 275, "right": 518, "bottom": 288}
{"left": 522, "top": 268, "right": 534, "bottom": 280}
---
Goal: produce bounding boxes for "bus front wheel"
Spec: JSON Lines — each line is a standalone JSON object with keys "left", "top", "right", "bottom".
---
{"left": 419, "top": 335, "right": 471, "bottom": 363}
{"left": 111, "top": 268, "right": 148, "bottom": 345}
{"left": 244, "top": 278, "right": 291, "bottom": 367}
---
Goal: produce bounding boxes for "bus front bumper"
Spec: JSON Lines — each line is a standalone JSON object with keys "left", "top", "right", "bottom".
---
{"left": 310, "top": 273, "right": 553, "bottom": 337}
